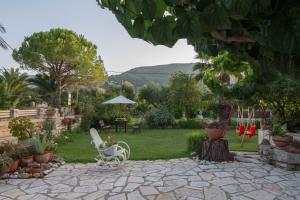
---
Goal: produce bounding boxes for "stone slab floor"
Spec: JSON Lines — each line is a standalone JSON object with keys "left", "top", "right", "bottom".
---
{"left": 0, "top": 158, "right": 300, "bottom": 200}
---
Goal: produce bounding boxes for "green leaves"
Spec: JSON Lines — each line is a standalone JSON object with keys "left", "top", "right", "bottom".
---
{"left": 223, "top": 0, "right": 253, "bottom": 20}
{"left": 204, "top": 4, "right": 231, "bottom": 30}
{"left": 149, "top": 16, "right": 177, "bottom": 47}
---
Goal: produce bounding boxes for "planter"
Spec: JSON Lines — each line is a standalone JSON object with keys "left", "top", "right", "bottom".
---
{"left": 285, "top": 144, "right": 300, "bottom": 154}
{"left": 25, "top": 167, "right": 44, "bottom": 174}
{"left": 21, "top": 156, "right": 33, "bottom": 165}
{"left": 9, "top": 159, "right": 20, "bottom": 172}
{"left": 205, "top": 128, "right": 226, "bottom": 140}
{"left": 34, "top": 152, "right": 51, "bottom": 163}
{"left": 46, "top": 151, "right": 54, "bottom": 161}
{"left": 272, "top": 135, "right": 293, "bottom": 149}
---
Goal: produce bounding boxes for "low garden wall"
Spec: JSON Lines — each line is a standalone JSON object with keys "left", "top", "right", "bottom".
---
{"left": 0, "top": 108, "right": 79, "bottom": 141}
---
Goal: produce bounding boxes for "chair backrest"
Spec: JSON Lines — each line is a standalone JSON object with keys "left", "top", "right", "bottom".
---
{"left": 89, "top": 128, "right": 104, "bottom": 149}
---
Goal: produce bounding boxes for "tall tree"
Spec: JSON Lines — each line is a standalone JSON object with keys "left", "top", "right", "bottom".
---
{"left": 13, "top": 28, "right": 107, "bottom": 112}
{"left": 168, "top": 72, "right": 201, "bottom": 118}
{"left": 98, "top": 0, "right": 300, "bottom": 78}
{"left": 0, "top": 24, "right": 9, "bottom": 50}
{"left": 0, "top": 68, "right": 29, "bottom": 109}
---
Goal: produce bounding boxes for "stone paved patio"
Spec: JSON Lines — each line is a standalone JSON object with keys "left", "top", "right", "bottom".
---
{"left": 0, "top": 158, "right": 300, "bottom": 200}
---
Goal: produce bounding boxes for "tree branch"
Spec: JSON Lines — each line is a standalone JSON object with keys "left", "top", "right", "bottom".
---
{"left": 211, "top": 31, "right": 253, "bottom": 43}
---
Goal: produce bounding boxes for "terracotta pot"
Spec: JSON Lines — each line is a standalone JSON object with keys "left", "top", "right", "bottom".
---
{"left": 9, "top": 159, "right": 20, "bottom": 173}
{"left": 272, "top": 135, "right": 293, "bottom": 148}
{"left": 34, "top": 152, "right": 51, "bottom": 163}
{"left": 21, "top": 156, "right": 33, "bottom": 165}
{"left": 25, "top": 167, "right": 44, "bottom": 174}
{"left": 205, "top": 128, "right": 226, "bottom": 140}
{"left": 285, "top": 145, "right": 300, "bottom": 153}
{"left": 46, "top": 151, "right": 53, "bottom": 161}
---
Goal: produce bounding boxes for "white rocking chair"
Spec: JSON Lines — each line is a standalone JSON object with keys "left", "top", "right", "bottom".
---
{"left": 89, "top": 128, "right": 130, "bottom": 166}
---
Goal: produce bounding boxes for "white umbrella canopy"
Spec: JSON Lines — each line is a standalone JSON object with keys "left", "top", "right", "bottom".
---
{"left": 102, "top": 95, "right": 136, "bottom": 105}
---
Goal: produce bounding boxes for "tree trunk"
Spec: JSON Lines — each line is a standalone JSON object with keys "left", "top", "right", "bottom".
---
{"left": 200, "top": 139, "right": 234, "bottom": 162}
{"left": 55, "top": 77, "right": 62, "bottom": 116}
{"left": 218, "top": 97, "right": 233, "bottom": 128}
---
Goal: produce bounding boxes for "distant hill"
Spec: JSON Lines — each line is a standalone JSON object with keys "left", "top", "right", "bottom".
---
{"left": 108, "top": 63, "right": 196, "bottom": 88}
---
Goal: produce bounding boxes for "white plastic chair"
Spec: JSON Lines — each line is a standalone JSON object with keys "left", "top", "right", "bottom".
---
{"left": 89, "top": 128, "right": 130, "bottom": 166}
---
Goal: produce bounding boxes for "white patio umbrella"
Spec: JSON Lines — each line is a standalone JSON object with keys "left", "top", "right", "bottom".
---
{"left": 102, "top": 95, "right": 136, "bottom": 105}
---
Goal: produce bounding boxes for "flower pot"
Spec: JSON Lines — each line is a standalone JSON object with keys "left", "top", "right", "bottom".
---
{"left": 9, "top": 159, "right": 19, "bottom": 173}
{"left": 25, "top": 167, "right": 44, "bottom": 174}
{"left": 21, "top": 156, "right": 33, "bottom": 165}
{"left": 46, "top": 151, "right": 54, "bottom": 161}
{"left": 34, "top": 152, "right": 51, "bottom": 163}
{"left": 272, "top": 135, "right": 293, "bottom": 149}
{"left": 285, "top": 144, "right": 300, "bottom": 153}
{"left": 205, "top": 128, "right": 226, "bottom": 140}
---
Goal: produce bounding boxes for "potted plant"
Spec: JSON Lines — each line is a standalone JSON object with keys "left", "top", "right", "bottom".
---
{"left": 103, "top": 134, "right": 118, "bottom": 156}
{"left": 33, "top": 133, "right": 51, "bottom": 163}
{"left": 20, "top": 147, "right": 34, "bottom": 166}
{"left": 45, "top": 107, "right": 56, "bottom": 117}
{"left": 8, "top": 116, "right": 35, "bottom": 147}
{"left": 45, "top": 143, "right": 57, "bottom": 161}
{"left": 0, "top": 153, "right": 13, "bottom": 176}
{"left": 205, "top": 122, "right": 226, "bottom": 140}
{"left": 0, "top": 143, "right": 22, "bottom": 172}
{"left": 271, "top": 124, "right": 292, "bottom": 149}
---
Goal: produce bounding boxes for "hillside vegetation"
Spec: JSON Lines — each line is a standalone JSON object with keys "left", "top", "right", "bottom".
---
{"left": 109, "top": 63, "right": 196, "bottom": 88}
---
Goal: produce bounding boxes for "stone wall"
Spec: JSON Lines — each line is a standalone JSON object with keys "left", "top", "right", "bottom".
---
{"left": 0, "top": 108, "right": 80, "bottom": 142}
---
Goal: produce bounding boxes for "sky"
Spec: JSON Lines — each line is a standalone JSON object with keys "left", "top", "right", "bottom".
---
{"left": 0, "top": 0, "right": 198, "bottom": 75}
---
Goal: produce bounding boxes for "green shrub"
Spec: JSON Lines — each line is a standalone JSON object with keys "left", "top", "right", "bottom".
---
{"left": 8, "top": 117, "right": 35, "bottom": 140}
{"left": 187, "top": 132, "right": 207, "bottom": 153}
{"left": 145, "top": 107, "right": 175, "bottom": 128}
{"left": 175, "top": 119, "right": 206, "bottom": 129}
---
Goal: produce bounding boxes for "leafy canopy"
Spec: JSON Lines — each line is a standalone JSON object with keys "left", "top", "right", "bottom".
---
{"left": 98, "top": 0, "right": 300, "bottom": 74}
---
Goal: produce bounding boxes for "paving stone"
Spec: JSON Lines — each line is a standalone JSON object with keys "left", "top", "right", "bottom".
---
{"left": 128, "top": 176, "right": 144, "bottom": 183}
{"left": 156, "top": 192, "right": 176, "bottom": 200}
{"left": 127, "top": 190, "right": 145, "bottom": 200}
{"left": 245, "top": 190, "right": 276, "bottom": 200}
{"left": 74, "top": 185, "right": 97, "bottom": 193}
{"left": 204, "top": 186, "right": 227, "bottom": 200}
{"left": 190, "top": 181, "right": 210, "bottom": 188}
{"left": 221, "top": 184, "right": 242, "bottom": 194}
{"left": 0, "top": 158, "right": 299, "bottom": 200}
{"left": 107, "top": 193, "right": 126, "bottom": 200}
{"left": 123, "top": 183, "right": 141, "bottom": 192}
{"left": 83, "top": 190, "right": 108, "bottom": 200}
{"left": 56, "top": 192, "right": 86, "bottom": 199}
{"left": 214, "top": 172, "right": 233, "bottom": 178}
{"left": 175, "top": 187, "right": 204, "bottom": 199}
{"left": 1, "top": 189, "right": 25, "bottom": 199}
{"left": 114, "top": 177, "right": 127, "bottom": 187}
{"left": 139, "top": 186, "right": 159, "bottom": 196}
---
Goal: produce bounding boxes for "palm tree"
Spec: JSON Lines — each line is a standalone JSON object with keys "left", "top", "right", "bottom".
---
{"left": 0, "top": 24, "right": 9, "bottom": 50}
{"left": 0, "top": 68, "right": 29, "bottom": 108}
{"left": 28, "top": 73, "right": 57, "bottom": 106}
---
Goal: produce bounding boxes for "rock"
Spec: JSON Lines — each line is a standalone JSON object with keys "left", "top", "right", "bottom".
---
{"left": 33, "top": 173, "right": 44, "bottom": 178}
{"left": 19, "top": 173, "right": 32, "bottom": 179}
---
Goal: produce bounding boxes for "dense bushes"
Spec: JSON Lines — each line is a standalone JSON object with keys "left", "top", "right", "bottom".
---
{"left": 187, "top": 132, "right": 207, "bottom": 153}
{"left": 175, "top": 119, "right": 207, "bottom": 129}
{"left": 145, "top": 107, "right": 175, "bottom": 128}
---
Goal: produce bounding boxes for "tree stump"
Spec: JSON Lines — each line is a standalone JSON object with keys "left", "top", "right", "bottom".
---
{"left": 200, "top": 139, "right": 234, "bottom": 162}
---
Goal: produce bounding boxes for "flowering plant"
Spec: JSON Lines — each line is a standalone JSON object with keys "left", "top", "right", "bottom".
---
{"left": 105, "top": 133, "right": 117, "bottom": 147}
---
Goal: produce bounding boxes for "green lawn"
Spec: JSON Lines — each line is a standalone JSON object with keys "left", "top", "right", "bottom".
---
{"left": 56, "top": 129, "right": 258, "bottom": 163}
